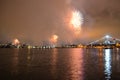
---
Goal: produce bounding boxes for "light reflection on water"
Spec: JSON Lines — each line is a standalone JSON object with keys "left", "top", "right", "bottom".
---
{"left": 27, "top": 49, "right": 31, "bottom": 66}
{"left": 0, "top": 48, "right": 120, "bottom": 80}
{"left": 51, "top": 48, "right": 58, "bottom": 79}
{"left": 68, "top": 48, "right": 83, "bottom": 80}
{"left": 11, "top": 49, "right": 19, "bottom": 75}
{"left": 104, "top": 49, "right": 112, "bottom": 80}
{"left": 50, "top": 48, "right": 84, "bottom": 80}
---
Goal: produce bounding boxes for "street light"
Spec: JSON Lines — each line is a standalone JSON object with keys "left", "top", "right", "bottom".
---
{"left": 105, "top": 35, "right": 110, "bottom": 39}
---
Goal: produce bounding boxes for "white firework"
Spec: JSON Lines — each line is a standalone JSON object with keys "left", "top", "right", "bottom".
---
{"left": 71, "top": 10, "right": 83, "bottom": 30}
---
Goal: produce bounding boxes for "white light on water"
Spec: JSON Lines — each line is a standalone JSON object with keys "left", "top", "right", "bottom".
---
{"left": 104, "top": 49, "right": 112, "bottom": 80}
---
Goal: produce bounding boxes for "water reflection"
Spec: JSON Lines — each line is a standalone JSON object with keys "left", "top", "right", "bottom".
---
{"left": 2, "top": 48, "right": 120, "bottom": 80}
{"left": 11, "top": 49, "right": 19, "bottom": 75}
{"left": 27, "top": 49, "right": 31, "bottom": 66}
{"left": 104, "top": 49, "right": 112, "bottom": 80}
{"left": 50, "top": 48, "right": 84, "bottom": 80}
{"left": 69, "top": 48, "right": 83, "bottom": 80}
{"left": 51, "top": 48, "right": 58, "bottom": 79}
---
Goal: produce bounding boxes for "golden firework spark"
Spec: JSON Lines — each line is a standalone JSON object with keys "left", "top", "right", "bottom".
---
{"left": 13, "top": 38, "right": 20, "bottom": 45}
{"left": 50, "top": 34, "right": 58, "bottom": 43}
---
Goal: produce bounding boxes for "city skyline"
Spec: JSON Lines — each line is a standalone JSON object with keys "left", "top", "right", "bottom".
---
{"left": 0, "top": 0, "right": 120, "bottom": 45}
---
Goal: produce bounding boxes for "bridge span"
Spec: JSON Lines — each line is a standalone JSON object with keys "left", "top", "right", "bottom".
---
{"left": 86, "top": 35, "right": 120, "bottom": 49}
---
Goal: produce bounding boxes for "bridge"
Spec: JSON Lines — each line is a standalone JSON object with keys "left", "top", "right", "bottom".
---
{"left": 87, "top": 35, "right": 120, "bottom": 48}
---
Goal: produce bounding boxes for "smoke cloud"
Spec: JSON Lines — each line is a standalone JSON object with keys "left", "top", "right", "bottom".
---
{"left": 0, "top": 0, "right": 120, "bottom": 45}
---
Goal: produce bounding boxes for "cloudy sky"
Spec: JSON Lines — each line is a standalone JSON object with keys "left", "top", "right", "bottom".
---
{"left": 0, "top": 0, "right": 120, "bottom": 45}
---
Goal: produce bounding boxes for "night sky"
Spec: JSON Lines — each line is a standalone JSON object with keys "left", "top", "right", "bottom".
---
{"left": 0, "top": 0, "right": 120, "bottom": 45}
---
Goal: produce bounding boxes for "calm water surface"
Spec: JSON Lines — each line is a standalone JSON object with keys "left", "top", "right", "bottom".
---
{"left": 0, "top": 48, "right": 120, "bottom": 80}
